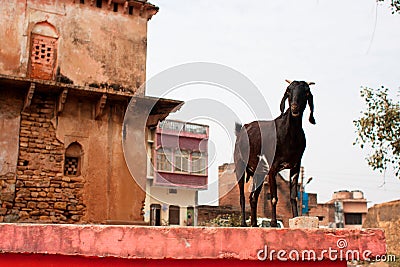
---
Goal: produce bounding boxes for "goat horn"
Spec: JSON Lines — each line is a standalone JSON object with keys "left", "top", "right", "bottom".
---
{"left": 308, "top": 82, "right": 316, "bottom": 86}
{"left": 285, "top": 79, "right": 293, "bottom": 84}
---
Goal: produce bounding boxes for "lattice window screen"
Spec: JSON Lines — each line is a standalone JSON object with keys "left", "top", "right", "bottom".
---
{"left": 29, "top": 34, "right": 57, "bottom": 80}
{"left": 64, "top": 157, "right": 79, "bottom": 176}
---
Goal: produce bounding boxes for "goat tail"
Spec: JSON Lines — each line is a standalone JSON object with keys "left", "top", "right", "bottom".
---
{"left": 235, "top": 122, "right": 242, "bottom": 136}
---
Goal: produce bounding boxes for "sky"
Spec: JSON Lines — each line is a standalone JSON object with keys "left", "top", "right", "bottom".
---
{"left": 145, "top": 0, "right": 400, "bottom": 206}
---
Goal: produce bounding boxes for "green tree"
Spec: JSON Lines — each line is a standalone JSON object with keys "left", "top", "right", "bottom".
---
{"left": 378, "top": 0, "right": 400, "bottom": 13}
{"left": 354, "top": 86, "right": 400, "bottom": 178}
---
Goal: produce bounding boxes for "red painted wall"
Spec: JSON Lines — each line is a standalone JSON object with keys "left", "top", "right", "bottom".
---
{"left": 157, "top": 133, "right": 208, "bottom": 152}
{"left": 0, "top": 224, "right": 386, "bottom": 263}
{"left": 0, "top": 254, "right": 347, "bottom": 267}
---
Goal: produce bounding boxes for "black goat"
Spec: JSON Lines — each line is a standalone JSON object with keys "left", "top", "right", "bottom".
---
{"left": 234, "top": 80, "right": 316, "bottom": 227}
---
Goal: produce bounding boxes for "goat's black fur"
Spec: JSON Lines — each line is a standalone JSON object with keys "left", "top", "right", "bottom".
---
{"left": 234, "top": 80, "right": 316, "bottom": 227}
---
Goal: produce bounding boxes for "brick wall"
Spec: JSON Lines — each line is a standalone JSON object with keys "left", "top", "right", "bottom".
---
{"left": 308, "top": 203, "right": 335, "bottom": 227}
{"left": 219, "top": 163, "right": 251, "bottom": 212}
{"left": 0, "top": 90, "right": 23, "bottom": 222}
{"left": 0, "top": 172, "right": 15, "bottom": 219}
{"left": 4, "top": 94, "right": 86, "bottom": 223}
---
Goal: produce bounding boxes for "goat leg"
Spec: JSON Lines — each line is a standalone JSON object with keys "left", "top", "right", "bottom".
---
{"left": 290, "top": 165, "right": 300, "bottom": 218}
{"left": 268, "top": 171, "right": 278, "bottom": 227}
{"left": 238, "top": 173, "right": 247, "bottom": 227}
{"left": 249, "top": 190, "right": 256, "bottom": 227}
{"left": 250, "top": 174, "right": 263, "bottom": 227}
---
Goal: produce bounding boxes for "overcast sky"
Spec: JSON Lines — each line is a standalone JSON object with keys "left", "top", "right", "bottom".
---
{"left": 145, "top": 0, "right": 400, "bottom": 206}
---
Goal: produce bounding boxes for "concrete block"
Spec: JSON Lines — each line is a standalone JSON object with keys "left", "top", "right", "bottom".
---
{"left": 289, "top": 216, "right": 319, "bottom": 228}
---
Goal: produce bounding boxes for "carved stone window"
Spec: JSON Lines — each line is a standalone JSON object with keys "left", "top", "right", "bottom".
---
{"left": 64, "top": 142, "right": 83, "bottom": 176}
{"left": 28, "top": 22, "right": 58, "bottom": 80}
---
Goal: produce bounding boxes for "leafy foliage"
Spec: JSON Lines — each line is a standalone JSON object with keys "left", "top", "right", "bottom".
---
{"left": 354, "top": 86, "right": 400, "bottom": 178}
{"left": 378, "top": 0, "right": 400, "bottom": 13}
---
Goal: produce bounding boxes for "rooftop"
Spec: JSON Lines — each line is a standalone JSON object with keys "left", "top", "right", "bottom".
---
{"left": 0, "top": 74, "right": 183, "bottom": 125}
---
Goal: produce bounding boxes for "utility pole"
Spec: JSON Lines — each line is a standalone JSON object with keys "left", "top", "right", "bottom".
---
{"left": 299, "top": 166, "right": 304, "bottom": 216}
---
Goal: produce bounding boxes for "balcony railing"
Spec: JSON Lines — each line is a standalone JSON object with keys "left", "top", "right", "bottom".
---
{"left": 159, "top": 120, "right": 207, "bottom": 135}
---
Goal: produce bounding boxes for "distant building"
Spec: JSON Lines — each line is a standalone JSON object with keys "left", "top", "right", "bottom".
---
{"left": 306, "top": 194, "right": 335, "bottom": 227}
{"left": 219, "top": 163, "right": 251, "bottom": 210}
{"left": 309, "top": 190, "right": 368, "bottom": 228}
{"left": 216, "top": 163, "right": 368, "bottom": 228}
{"left": 144, "top": 120, "right": 209, "bottom": 226}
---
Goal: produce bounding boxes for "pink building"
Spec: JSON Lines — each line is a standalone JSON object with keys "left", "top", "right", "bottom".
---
{"left": 153, "top": 120, "right": 208, "bottom": 189}
{"left": 144, "top": 120, "right": 209, "bottom": 226}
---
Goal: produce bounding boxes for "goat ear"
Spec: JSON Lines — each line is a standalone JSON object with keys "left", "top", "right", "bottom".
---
{"left": 280, "top": 92, "right": 288, "bottom": 114}
{"left": 307, "top": 92, "right": 316, "bottom": 124}
{"left": 309, "top": 113, "right": 316, "bottom": 124}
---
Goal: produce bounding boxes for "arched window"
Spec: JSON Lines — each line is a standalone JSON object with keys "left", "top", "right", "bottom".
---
{"left": 28, "top": 22, "right": 58, "bottom": 80}
{"left": 64, "top": 142, "right": 83, "bottom": 176}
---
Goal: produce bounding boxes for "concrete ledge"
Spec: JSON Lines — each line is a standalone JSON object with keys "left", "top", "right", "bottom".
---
{"left": 0, "top": 223, "right": 386, "bottom": 262}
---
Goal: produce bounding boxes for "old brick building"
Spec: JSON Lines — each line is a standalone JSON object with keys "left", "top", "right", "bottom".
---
{"left": 0, "top": 0, "right": 181, "bottom": 224}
